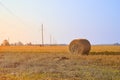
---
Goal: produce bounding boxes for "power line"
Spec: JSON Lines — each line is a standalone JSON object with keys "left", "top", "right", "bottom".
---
{"left": 0, "top": 1, "right": 15, "bottom": 16}
{"left": 0, "top": 1, "right": 26, "bottom": 26}
{"left": 0, "top": 1, "right": 58, "bottom": 45}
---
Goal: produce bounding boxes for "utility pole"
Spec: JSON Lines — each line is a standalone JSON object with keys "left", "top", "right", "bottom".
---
{"left": 41, "top": 24, "right": 44, "bottom": 46}
{"left": 50, "top": 35, "right": 52, "bottom": 45}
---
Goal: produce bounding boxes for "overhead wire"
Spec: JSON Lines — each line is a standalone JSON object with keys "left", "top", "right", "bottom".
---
{"left": 0, "top": 1, "right": 26, "bottom": 26}
{"left": 0, "top": 1, "right": 58, "bottom": 45}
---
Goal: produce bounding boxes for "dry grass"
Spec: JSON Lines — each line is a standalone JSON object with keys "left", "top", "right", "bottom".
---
{"left": 91, "top": 45, "right": 120, "bottom": 52}
{"left": 90, "top": 45, "right": 120, "bottom": 55}
{"left": 0, "top": 45, "right": 120, "bottom": 52}
{"left": 0, "top": 45, "right": 120, "bottom": 55}
{"left": 0, "top": 45, "right": 120, "bottom": 80}
{"left": 0, "top": 46, "right": 69, "bottom": 53}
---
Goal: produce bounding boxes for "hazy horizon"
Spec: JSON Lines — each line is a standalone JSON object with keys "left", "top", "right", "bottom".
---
{"left": 0, "top": 0, "right": 120, "bottom": 45}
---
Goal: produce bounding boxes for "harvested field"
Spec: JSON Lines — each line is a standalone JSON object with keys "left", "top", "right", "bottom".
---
{"left": 0, "top": 45, "right": 120, "bottom": 80}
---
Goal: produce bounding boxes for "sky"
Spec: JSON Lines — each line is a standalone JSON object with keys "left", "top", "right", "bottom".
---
{"left": 0, "top": 0, "right": 120, "bottom": 44}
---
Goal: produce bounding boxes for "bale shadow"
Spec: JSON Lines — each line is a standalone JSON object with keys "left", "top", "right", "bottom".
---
{"left": 90, "top": 51, "right": 120, "bottom": 55}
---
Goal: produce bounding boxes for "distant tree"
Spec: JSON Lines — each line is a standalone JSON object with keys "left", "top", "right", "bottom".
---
{"left": 114, "top": 43, "right": 120, "bottom": 45}
{"left": 1, "top": 40, "right": 10, "bottom": 46}
{"left": 26, "top": 42, "right": 32, "bottom": 46}
{"left": 16, "top": 41, "right": 24, "bottom": 46}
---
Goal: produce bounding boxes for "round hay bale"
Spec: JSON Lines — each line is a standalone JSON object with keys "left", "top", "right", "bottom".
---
{"left": 69, "top": 39, "right": 91, "bottom": 55}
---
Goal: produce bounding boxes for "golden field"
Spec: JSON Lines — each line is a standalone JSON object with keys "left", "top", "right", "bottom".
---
{"left": 0, "top": 46, "right": 69, "bottom": 53}
{"left": 0, "top": 45, "right": 120, "bottom": 80}
{"left": 0, "top": 45, "right": 120, "bottom": 53}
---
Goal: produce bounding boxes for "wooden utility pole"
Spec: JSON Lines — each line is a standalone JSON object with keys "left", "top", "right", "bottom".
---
{"left": 50, "top": 35, "right": 52, "bottom": 45}
{"left": 41, "top": 24, "right": 44, "bottom": 45}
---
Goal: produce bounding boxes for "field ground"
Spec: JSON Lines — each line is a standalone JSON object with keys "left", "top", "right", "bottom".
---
{"left": 0, "top": 45, "right": 120, "bottom": 80}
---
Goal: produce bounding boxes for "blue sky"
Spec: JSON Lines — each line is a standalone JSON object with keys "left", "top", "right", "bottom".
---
{"left": 0, "top": 0, "right": 120, "bottom": 44}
